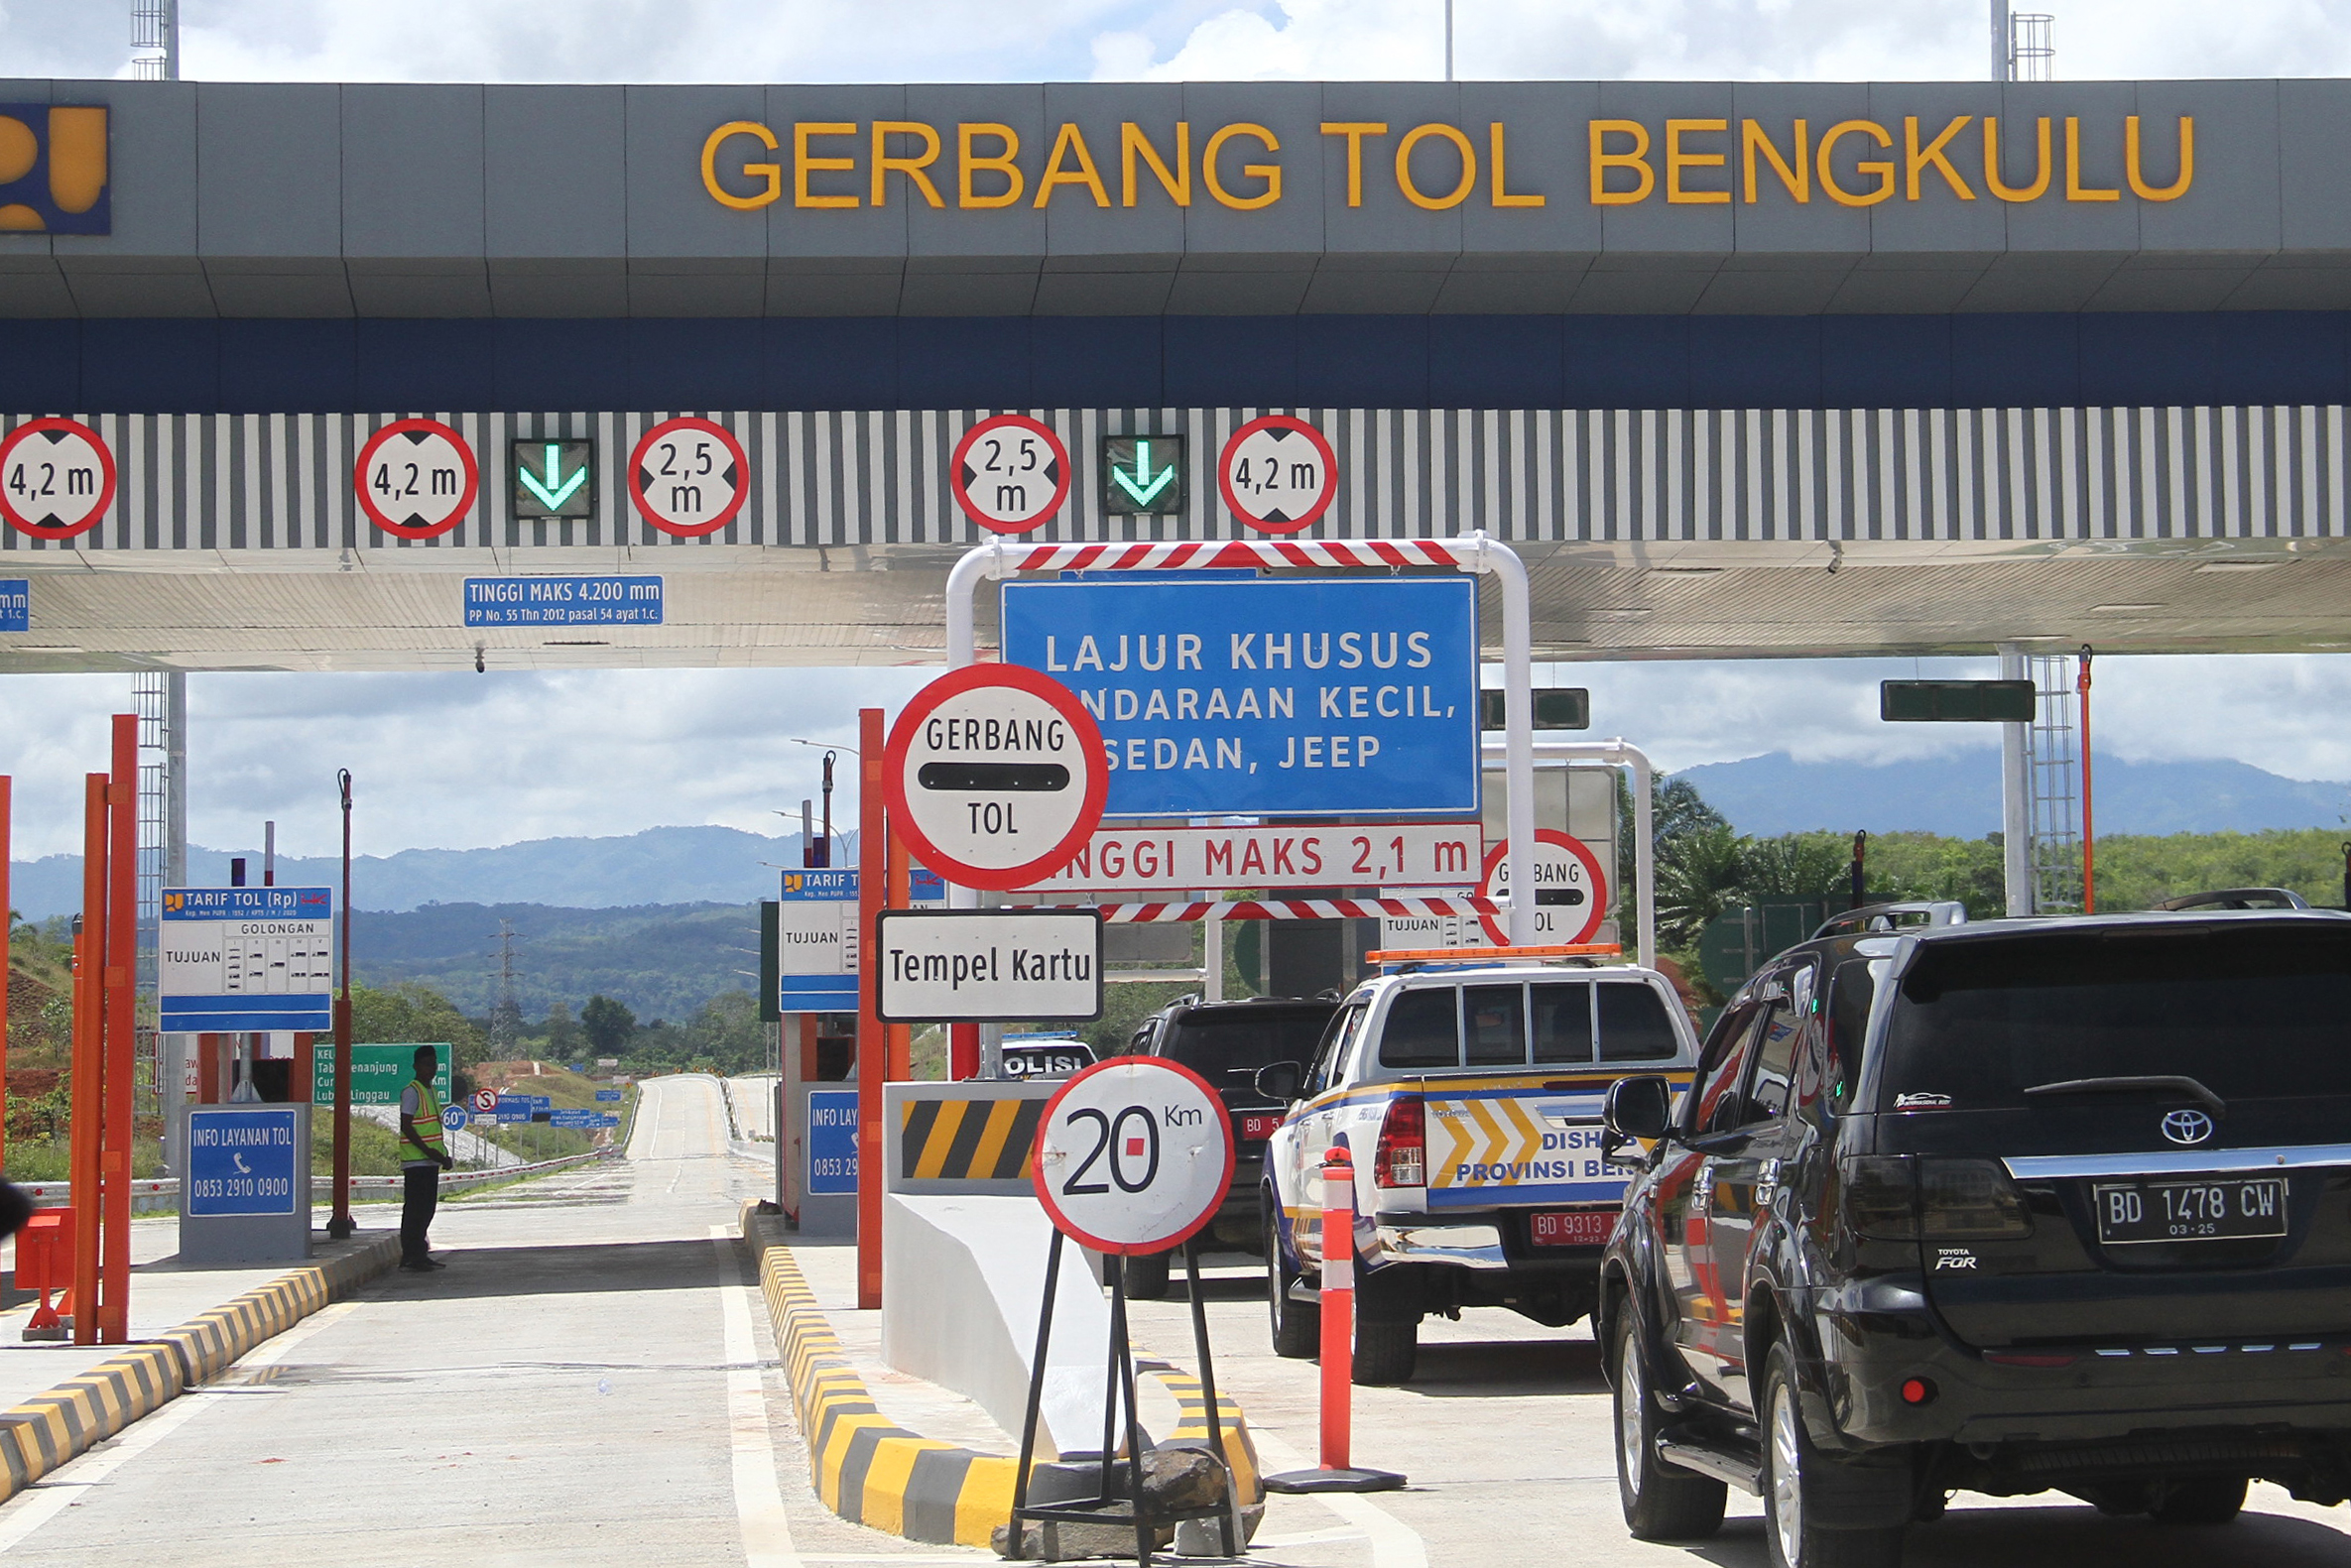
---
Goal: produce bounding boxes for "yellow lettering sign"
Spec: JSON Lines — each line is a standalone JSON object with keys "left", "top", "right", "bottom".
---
{"left": 1203, "top": 123, "right": 1281, "bottom": 210}
{"left": 701, "top": 121, "right": 780, "bottom": 211}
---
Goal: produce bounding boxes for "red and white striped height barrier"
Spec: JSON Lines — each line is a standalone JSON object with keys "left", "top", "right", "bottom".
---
{"left": 1028, "top": 896, "right": 1498, "bottom": 923}
{"left": 991, "top": 539, "right": 1466, "bottom": 574}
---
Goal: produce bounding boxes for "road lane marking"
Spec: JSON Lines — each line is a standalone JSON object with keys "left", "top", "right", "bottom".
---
{"left": 0, "top": 1300, "right": 361, "bottom": 1555}
{"left": 714, "top": 1226, "right": 801, "bottom": 1568}
{"left": 1247, "top": 1425, "right": 1426, "bottom": 1568}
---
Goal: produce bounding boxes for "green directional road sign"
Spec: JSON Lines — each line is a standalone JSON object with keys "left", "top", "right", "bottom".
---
{"left": 1101, "top": 433, "right": 1186, "bottom": 515}
{"left": 511, "top": 437, "right": 596, "bottom": 520}
{"left": 310, "top": 1042, "right": 453, "bottom": 1109}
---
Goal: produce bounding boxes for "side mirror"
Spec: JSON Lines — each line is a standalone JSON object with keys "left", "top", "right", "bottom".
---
{"left": 1254, "top": 1061, "right": 1304, "bottom": 1103}
{"left": 1603, "top": 1075, "right": 1673, "bottom": 1145}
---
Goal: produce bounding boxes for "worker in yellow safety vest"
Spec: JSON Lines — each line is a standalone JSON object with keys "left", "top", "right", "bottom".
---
{"left": 399, "top": 1044, "right": 455, "bottom": 1272}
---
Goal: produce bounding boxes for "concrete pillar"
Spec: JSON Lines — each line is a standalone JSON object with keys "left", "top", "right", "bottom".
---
{"left": 1999, "top": 643, "right": 2034, "bottom": 916}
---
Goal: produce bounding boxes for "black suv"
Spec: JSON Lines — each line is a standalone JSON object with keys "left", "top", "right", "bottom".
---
{"left": 1597, "top": 911, "right": 2351, "bottom": 1568}
{"left": 1123, "top": 994, "right": 1338, "bottom": 1298}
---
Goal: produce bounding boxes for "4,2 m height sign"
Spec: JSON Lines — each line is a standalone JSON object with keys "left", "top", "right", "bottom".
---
{"left": 1218, "top": 415, "right": 1336, "bottom": 534}
{"left": 355, "top": 419, "right": 478, "bottom": 539}
{"left": 0, "top": 419, "right": 115, "bottom": 540}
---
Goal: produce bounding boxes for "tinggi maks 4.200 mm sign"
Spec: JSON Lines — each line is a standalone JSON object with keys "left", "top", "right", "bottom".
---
{"left": 1032, "top": 1056, "right": 1235, "bottom": 1256}
{"left": 999, "top": 575, "right": 1480, "bottom": 818}
{"left": 883, "top": 663, "right": 1107, "bottom": 891}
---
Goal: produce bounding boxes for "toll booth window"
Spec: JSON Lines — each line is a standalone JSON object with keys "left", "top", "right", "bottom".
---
{"left": 1379, "top": 987, "right": 1460, "bottom": 1068}
{"left": 1530, "top": 981, "right": 1595, "bottom": 1063}
{"left": 1463, "top": 985, "right": 1527, "bottom": 1066}
{"left": 1596, "top": 983, "right": 1680, "bottom": 1063}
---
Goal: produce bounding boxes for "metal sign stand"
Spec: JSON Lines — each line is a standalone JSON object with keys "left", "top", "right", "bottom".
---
{"left": 1006, "top": 1233, "right": 1240, "bottom": 1566}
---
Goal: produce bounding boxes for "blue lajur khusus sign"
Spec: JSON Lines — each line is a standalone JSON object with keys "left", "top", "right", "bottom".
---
{"left": 999, "top": 576, "right": 1479, "bottom": 818}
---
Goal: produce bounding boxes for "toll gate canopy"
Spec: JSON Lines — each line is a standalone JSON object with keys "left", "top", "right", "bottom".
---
{"left": 6, "top": 77, "right": 2351, "bottom": 670}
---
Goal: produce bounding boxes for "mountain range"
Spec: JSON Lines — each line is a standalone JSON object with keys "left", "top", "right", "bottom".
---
{"left": 1675, "top": 751, "right": 2351, "bottom": 839}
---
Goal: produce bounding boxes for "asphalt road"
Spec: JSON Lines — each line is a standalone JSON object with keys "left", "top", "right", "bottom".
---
{"left": 1, "top": 1081, "right": 2341, "bottom": 1567}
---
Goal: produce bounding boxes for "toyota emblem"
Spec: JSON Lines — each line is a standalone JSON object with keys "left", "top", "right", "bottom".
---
{"left": 2162, "top": 1109, "right": 2216, "bottom": 1146}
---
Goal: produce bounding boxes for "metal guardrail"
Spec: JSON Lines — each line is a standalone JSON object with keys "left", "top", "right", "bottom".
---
{"left": 16, "top": 1148, "right": 619, "bottom": 1215}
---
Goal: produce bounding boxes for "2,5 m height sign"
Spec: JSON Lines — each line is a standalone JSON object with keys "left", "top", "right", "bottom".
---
{"left": 1000, "top": 575, "right": 1479, "bottom": 818}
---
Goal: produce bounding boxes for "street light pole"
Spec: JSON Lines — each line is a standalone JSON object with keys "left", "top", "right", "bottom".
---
{"left": 326, "top": 770, "right": 355, "bottom": 1240}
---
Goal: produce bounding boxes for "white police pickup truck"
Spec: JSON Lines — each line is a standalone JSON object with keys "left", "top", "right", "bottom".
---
{"left": 1258, "top": 959, "right": 1699, "bottom": 1383}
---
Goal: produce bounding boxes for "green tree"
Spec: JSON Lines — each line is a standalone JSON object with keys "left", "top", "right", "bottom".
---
{"left": 686, "top": 990, "right": 767, "bottom": 1075}
{"left": 580, "top": 994, "right": 637, "bottom": 1056}
{"left": 544, "top": 1000, "right": 582, "bottom": 1057}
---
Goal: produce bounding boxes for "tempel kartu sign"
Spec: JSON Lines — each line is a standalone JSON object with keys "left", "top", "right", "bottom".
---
{"left": 999, "top": 575, "right": 1479, "bottom": 818}
{"left": 160, "top": 887, "right": 335, "bottom": 1033}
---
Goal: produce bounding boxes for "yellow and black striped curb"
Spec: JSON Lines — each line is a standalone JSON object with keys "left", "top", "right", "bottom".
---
{"left": 741, "top": 1206, "right": 1265, "bottom": 1549}
{"left": 752, "top": 1219, "right": 1020, "bottom": 1546}
{"left": 0, "top": 1232, "right": 400, "bottom": 1505}
{"left": 898, "top": 1094, "right": 1044, "bottom": 1185}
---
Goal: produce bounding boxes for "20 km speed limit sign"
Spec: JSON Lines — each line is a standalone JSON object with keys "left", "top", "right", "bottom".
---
{"left": 884, "top": 663, "right": 1107, "bottom": 891}
{"left": 949, "top": 415, "right": 1069, "bottom": 534}
{"left": 629, "top": 417, "right": 747, "bottom": 537}
{"left": 1218, "top": 414, "right": 1336, "bottom": 534}
{"left": 0, "top": 418, "right": 115, "bottom": 540}
{"left": 1033, "top": 1057, "right": 1235, "bottom": 1255}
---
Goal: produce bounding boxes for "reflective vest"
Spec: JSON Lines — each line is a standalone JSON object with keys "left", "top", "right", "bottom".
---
{"left": 405, "top": 1078, "right": 446, "bottom": 1162}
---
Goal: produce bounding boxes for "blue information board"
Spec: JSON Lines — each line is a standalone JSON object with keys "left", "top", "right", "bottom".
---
{"left": 159, "top": 886, "right": 335, "bottom": 1032}
{"left": 594, "top": 1088, "right": 623, "bottom": 1102}
{"left": 186, "top": 1108, "right": 301, "bottom": 1217}
{"left": 0, "top": 579, "right": 26, "bottom": 633}
{"left": 551, "top": 1108, "right": 598, "bottom": 1129}
{"left": 463, "top": 576, "right": 663, "bottom": 627}
{"left": 999, "top": 576, "right": 1480, "bottom": 817}
{"left": 806, "top": 1089, "right": 858, "bottom": 1196}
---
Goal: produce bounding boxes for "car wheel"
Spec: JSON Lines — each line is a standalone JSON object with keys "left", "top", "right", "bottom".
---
{"left": 1761, "top": 1345, "right": 1906, "bottom": 1568}
{"left": 1611, "top": 1311, "right": 1726, "bottom": 1540}
{"left": 1350, "top": 1318, "right": 1418, "bottom": 1386}
{"left": 2150, "top": 1477, "right": 2247, "bottom": 1525}
{"left": 1264, "top": 1198, "right": 1319, "bottom": 1360}
{"left": 1123, "top": 1248, "right": 1172, "bottom": 1300}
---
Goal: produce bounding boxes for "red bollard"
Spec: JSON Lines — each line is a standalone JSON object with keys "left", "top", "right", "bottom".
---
{"left": 1263, "top": 1145, "right": 1405, "bottom": 1494}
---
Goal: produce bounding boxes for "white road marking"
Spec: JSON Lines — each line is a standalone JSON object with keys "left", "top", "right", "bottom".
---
{"left": 0, "top": 1299, "right": 361, "bottom": 1555}
{"left": 713, "top": 1225, "right": 800, "bottom": 1568}
{"left": 1247, "top": 1425, "right": 1428, "bottom": 1568}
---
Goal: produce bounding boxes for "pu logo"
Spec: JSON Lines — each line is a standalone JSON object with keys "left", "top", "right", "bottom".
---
{"left": 0, "top": 106, "right": 108, "bottom": 234}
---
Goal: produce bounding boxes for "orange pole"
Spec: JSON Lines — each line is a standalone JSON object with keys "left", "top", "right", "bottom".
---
{"left": 100, "top": 714, "right": 136, "bottom": 1344}
{"left": 855, "top": 707, "right": 886, "bottom": 1311}
{"left": 70, "top": 774, "right": 105, "bottom": 1346}
{"left": 885, "top": 828, "right": 911, "bottom": 1083}
{"left": 1, "top": 774, "right": 11, "bottom": 1177}
{"left": 2078, "top": 646, "right": 2095, "bottom": 915}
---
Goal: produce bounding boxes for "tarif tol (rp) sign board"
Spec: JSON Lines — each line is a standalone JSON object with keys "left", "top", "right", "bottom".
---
{"left": 774, "top": 867, "right": 944, "bottom": 1011}
{"left": 160, "top": 887, "right": 334, "bottom": 1032}
{"left": 999, "top": 575, "right": 1479, "bottom": 818}
{"left": 874, "top": 908, "right": 1103, "bottom": 1024}
{"left": 883, "top": 663, "right": 1107, "bottom": 891}
{"left": 1032, "top": 1057, "right": 1234, "bottom": 1256}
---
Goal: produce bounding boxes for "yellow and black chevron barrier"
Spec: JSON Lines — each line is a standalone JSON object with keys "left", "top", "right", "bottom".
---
{"left": 0, "top": 1232, "right": 400, "bottom": 1505}
{"left": 896, "top": 1093, "right": 1046, "bottom": 1186}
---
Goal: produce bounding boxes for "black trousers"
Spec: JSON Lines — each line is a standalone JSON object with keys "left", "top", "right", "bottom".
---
{"left": 401, "top": 1164, "right": 439, "bottom": 1263}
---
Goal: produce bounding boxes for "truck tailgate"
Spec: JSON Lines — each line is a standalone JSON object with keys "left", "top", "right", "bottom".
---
{"left": 1417, "top": 1074, "right": 1687, "bottom": 1209}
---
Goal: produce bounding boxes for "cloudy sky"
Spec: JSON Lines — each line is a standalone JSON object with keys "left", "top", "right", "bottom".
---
{"left": 5, "top": 653, "right": 2348, "bottom": 860}
{"left": 7, "top": 2, "right": 2351, "bottom": 860}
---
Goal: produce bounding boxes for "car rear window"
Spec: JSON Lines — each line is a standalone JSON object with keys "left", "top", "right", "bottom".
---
{"left": 1597, "top": 983, "right": 1680, "bottom": 1063}
{"left": 1882, "top": 925, "right": 2351, "bottom": 1110}
{"left": 1162, "top": 1010, "right": 1335, "bottom": 1089}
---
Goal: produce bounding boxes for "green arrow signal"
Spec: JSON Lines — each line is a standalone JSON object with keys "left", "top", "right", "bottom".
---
{"left": 1108, "top": 438, "right": 1178, "bottom": 508}
{"left": 517, "top": 442, "right": 588, "bottom": 511}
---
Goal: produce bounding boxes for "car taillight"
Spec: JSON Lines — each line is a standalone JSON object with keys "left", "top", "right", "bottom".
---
{"left": 1918, "top": 1158, "right": 2035, "bottom": 1240}
{"left": 1838, "top": 1155, "right": 2034, "bottom": 1241}
{"left": 1839, "top": 1154, "right": 1918, "bottom": 1239}
{"left": 1375, "top": 1097, "right": 1425, "bottom": 1188}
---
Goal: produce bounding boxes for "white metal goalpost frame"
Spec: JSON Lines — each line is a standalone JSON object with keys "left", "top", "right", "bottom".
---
{"left": 940, "top": 533, "right": 1541, "bottom": 952}
{"left": 1477, "top": 736, "right": 1659, "bottom": 972}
